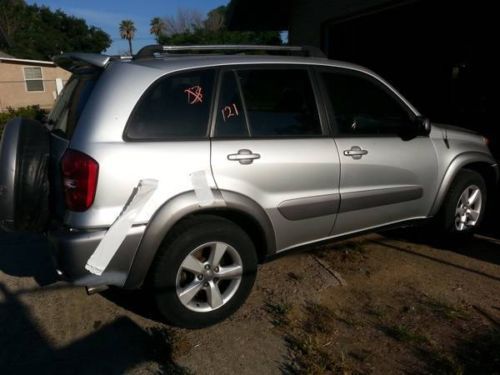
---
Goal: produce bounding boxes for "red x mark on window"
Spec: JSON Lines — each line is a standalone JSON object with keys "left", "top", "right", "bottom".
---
{"left": 184, "top": 85, "right": 204, "bottom": 104}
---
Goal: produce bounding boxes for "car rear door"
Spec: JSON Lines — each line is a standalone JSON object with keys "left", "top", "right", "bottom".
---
{"left": 210, "top": 66, "right": 341, "bottom": 252}
{"left": 317, "top": 67, "right": 439, "bottom": 235}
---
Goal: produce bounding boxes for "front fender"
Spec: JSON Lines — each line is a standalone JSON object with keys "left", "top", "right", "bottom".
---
{"left": 429, "top": 151, "right": 498, "bottom": 216}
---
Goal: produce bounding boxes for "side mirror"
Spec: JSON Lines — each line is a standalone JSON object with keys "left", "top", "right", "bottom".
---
{"left": 415, "top": 116, "right": 431, "bottom": 136}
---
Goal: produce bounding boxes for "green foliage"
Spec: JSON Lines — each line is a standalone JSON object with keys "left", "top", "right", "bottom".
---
{"left": 0, "top": 0, "right": 111, "bottom": 60}
{"left": 156, "top": 5, "right": 281, "bottom": 46}
{"left": 0, "top": 105, "right": 48, "bottom": 137}
{"left": 158, "top": 29, "right": 281, "bottom": 46}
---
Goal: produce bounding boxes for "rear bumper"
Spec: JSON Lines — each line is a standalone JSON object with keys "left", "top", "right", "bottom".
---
{"left": 47, "top": 225, "right": 146, "bottom": 288}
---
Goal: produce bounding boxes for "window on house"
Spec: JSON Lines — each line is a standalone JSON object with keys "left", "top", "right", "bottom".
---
{"left": 24, "top": 66, "right": 44, "bottom": 92}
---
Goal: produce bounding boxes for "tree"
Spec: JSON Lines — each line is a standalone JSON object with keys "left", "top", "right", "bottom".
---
{"left": 0, "top": 0, "right": 111, "bottom": 59}
{"left": 119, "top": 19, "right": 136, "bottom": 56}
{"left": 163, "top": 8, "right": 204, "bottom": 36}
{"left": 157, "top": 6, "right": 281, "bottom": 46}
{"left": 150, "top": 17, "right": 165, "bottom": 43}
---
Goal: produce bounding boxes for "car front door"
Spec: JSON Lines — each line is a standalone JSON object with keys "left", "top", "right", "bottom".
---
{"left": 317, "top": 68, "right": 439, "bottom": 235}
{"left": 211, "top": 66, "right": 341, "bottom": 252}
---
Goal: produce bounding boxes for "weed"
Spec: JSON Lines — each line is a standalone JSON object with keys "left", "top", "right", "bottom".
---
{"left": 283, "top": 334, "right": 336, "bottom": 375}
{"left": 365, "top": 305, "right": 386, "bottom": 318}
{"left": 303, "top": 302, "right": 335, "bottom": 334}
{"left": 264, "top": 300, "right": 291, "bottom": 327}
{"left": 383, "top": 325, "right": 429, "bottom": 345}
{"left": 421, "top": 297, "right": 470, "bottom": 321}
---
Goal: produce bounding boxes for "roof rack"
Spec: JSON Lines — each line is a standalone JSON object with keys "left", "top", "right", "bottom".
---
{"left": 134, "top": 44, "right": 326, "bottom": 59}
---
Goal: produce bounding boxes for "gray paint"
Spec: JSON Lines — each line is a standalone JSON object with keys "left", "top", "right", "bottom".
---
{"left": 42, "top": 53, "right": 497, "bottom": 290}
{"left": 123, "top": 189, "right": 276, "bottom": 289}
{"left": 48, "top": 225, "right": 145, "bottom": 287}
{"left": 429, "top": 152, "right": 498, "bottom": 217}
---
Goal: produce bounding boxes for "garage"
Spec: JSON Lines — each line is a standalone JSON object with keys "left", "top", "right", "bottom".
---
{"left": 228, "top": 0, "right": 498, "bottom": 157}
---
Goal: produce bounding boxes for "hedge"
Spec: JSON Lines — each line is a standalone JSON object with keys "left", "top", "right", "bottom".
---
{"left": 0, "top": 105, "right": 48, "bottom": 138}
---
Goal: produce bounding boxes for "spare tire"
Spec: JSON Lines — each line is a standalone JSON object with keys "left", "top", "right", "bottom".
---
{"left": 0, "top": 118, "right": 50, "bottom": 231}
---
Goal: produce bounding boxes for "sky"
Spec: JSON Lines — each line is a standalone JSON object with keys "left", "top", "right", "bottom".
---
{"left": 26, "top": 0, "right": 230, "bottom": 55}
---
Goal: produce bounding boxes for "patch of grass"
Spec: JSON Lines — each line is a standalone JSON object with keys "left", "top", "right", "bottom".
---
{"left": 303, "top": 302, "right": 336, "bottom": 334}
{"left": 283, "top": 334, "right": 337, "bottom": 375}
{"left": 424, "top": 298, "right": 470, "bottom": 321}
{"left": 365, "top": 304, "right": 386, "bottom": 318}
{"left": 383, "top": 324, "right": 429, "bottom": 345}
{"left": 264, "top": 300, "right": 291, "bottom": 327}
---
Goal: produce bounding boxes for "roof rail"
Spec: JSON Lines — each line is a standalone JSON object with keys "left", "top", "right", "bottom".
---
{"left": 134, "top": 44, "right": 326, "bottom": 59}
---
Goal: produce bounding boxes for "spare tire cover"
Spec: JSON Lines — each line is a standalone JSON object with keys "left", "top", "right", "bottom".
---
{"left": 0, "top": 118, "right": 50, "bottom": 231}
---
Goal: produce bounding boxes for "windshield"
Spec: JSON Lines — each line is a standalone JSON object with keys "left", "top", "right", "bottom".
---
{"left": 48, "top": 72, "right": 99, "bottom": 138}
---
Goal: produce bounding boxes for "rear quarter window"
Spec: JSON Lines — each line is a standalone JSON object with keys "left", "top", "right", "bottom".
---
{"left": 125, "top": 69, "right": 215, "bottom": 140}
{"left": 49, "top": 73, "right": 99, "bottom": 138}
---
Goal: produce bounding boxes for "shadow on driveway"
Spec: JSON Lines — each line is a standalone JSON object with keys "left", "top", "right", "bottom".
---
{"left": 0, "top": 283, "right": 187, "bottom": 374}
{"left": 0, "top": 231, "right": 58, "bottom": 286}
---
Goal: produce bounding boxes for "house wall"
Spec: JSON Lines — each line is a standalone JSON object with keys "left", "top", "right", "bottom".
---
{"left": 0, "top": 61, "right": 71, "bottom": 111}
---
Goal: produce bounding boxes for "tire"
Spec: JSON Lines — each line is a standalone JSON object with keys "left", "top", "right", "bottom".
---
{"left": 439, "top": 169, "right": 487, "bottom": 236}
{"left": 0, "top": 118, "right": 50, "bottom": 231}
{"left": 150, "top": 215, "right": 258, "bottom": 329}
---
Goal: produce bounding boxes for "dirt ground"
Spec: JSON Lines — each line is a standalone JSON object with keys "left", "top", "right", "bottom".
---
{"left": 1, "top": 222, "right": 500, "bottom": 374}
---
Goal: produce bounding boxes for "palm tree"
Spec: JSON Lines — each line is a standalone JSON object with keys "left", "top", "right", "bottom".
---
{"left": 150, "top": 17, "right": 166, "bottom": 43}
{"left": 119, "top": 19, "right": 136, "bottom": 55}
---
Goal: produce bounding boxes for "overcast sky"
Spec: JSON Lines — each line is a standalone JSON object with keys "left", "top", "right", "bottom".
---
{"left": 26, "top": 0, "right": 229, "bottom": 54}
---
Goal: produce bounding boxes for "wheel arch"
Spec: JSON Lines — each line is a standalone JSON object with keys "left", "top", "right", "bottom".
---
{"left": 429, "top": 152, "right": 498, "bottom": 217}
{"left": 124, "top": 190, "right": 276, "bottom": 289}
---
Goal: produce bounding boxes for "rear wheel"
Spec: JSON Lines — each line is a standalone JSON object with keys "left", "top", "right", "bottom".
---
{"left": 150, "top": 215, "right": 258, "bottom": 329}
{"left": 439, "top": 169, "right": 487, "bottom": 236}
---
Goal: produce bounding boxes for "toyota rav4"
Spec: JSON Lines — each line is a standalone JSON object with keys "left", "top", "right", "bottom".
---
{"left": 0, "top": 45, "right": 497, "bottom": 328}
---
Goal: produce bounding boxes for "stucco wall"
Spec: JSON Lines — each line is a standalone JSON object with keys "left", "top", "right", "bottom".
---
{"left": 0, "top": 60, "right": 71, "bottom": 111}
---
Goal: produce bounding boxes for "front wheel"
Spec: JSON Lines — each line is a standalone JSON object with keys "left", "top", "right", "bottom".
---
{"left": 150, "top": 215, "right": 258, "bottom": 329}
{"left": 439, "top": 169, "right": 487, "bottom": 236}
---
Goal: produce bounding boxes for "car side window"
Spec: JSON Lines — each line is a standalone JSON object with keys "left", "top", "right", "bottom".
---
{"left": 126, "top": 69, "right": 215, "bottom": 140}
{"left": 214, "top": 68, "right": 322, "bottom": 138}
{"left": 321, "top": 71, "right": 413, "bottom": 136}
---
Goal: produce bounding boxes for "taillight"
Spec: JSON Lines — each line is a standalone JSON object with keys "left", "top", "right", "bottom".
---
{"left": 61, "top": 149, "right": 99, "bottom": 212}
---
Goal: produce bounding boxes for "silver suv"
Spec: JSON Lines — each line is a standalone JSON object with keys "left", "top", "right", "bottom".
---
{"left": 0, "top": 45, "right": 497, "bottom": 328}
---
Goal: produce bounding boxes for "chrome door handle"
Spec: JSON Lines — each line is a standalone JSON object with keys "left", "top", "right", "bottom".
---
{"left": 227, "top": 149, "right": 261, "bottom": 165}
{"left": 343, "top": 146, "right": 368, "bottom": 160}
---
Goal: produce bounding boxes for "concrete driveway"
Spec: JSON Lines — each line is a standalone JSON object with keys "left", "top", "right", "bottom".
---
{"left": 1, "top": 222, "right": 499, "bottom": 374}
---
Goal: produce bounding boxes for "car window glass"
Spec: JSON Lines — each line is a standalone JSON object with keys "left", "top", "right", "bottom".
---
{"left": 127, "top": 69, "right": 215, "bottom": 140}
{"left": 322, "top": 71, "right": 412, "bottom": 136}
{"left": 49, "top": 75, "right": 98, "bottom": 138}
{"left": 236, "top": 69, "right": 322, "bottom": 137}
{"left": 215, "top": 70, "right": 249, "bottom": 137}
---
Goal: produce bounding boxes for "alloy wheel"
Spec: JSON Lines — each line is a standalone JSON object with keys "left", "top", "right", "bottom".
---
{"left": 454, "top": 185, "right": 482, "bottom": 231}
{"left": 175, "top": 241, "right": 243, "bottom": 312}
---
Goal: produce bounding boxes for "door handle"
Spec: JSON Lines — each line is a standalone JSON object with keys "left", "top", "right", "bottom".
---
{"left": 227, "top": 149, "right": 261, "bottom": 165}
{"left": 343, "top": 146, "right": 368, "bottom": 160}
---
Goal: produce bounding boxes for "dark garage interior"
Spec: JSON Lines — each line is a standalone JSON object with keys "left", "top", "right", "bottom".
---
{"left": 228, "top": 0, "right": 498, "bottom": 158}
